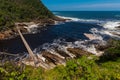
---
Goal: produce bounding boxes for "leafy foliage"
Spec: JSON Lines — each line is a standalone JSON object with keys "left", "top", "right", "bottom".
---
{"left": 99, "top": 39, "right": 120, "bottom": 61}
{"left": 0, "top": 40, "right": 120, "bottom": 80}
{"left": 0, "top": 62, "right": 26, "bottom": 80}
{"left": 1, "top": 55, "right": 120, "bottom": 80}
{"left": 0, "top": 0, "right": 54, "bottom": 31}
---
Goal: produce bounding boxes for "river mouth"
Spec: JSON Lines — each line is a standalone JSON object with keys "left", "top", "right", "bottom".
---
{"left": 0, "top": 22, "right": 98, "bottom": 54}
{"left": 1, "top": 11, "right": 120, "bottom": 54}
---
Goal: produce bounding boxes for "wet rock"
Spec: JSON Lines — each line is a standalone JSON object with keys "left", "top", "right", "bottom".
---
{"left": 67, "top": 48, "right": 92, "bottom": 58}
{"left": 0, "top": 33, "right": 5, "bottom": 40}
{"left": 84, "top": 33, "right": 97, "bottom": 40}
{"left": 116, "top": 26, "right": 120, "bottom": 28}
{"left": 55, "top": 49, "right": 71, "bottom": 60}
{"left": 41, "top": 51, "right": 66, "bottom": 65}
{"left": 53, "top": 16, "right": 69, "bottom": 22}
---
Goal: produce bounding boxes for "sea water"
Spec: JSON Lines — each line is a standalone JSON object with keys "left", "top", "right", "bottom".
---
{"left": 0, "top": 11, "right": 120, "bottom": 54}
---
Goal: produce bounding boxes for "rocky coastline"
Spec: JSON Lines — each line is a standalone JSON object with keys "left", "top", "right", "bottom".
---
{"left": 0, "top": 16, "right": 119, "bottom": 70}
{"left": 0, "top": 17, "right": 67, "bottom": 40}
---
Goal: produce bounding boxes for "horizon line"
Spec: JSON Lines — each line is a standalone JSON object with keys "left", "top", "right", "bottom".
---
{"left": 52, "top": 10, "right": 120, "bottom": 12}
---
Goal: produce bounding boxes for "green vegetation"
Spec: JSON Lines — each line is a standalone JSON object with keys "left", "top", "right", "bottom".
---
{"left": 0, "top": 0, "right": 54, "bottom": 31}
{"left": 0, "top": 39, "right": 120, "bottom": 80}
{"left": 99, "top": 39, "right": 120, "bottom": 62}
{"left": 0, "top": 56, "right": 120, "bottom": 80}
{"left": 43, "top": 56, "right": 120, "bottom": 80}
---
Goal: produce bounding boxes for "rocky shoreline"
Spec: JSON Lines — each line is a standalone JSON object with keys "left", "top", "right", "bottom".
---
{"left": 0, "top": 17, "right": 67, "bottom": 40}
{"left": 0, "top": 16, "right": 117, "bottom": 70}
{"left": 1, "top": 48, "right": 93, "bottom": 70}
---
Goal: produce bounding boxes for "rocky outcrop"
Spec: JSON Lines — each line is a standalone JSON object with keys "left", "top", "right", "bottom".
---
{"left": 0, "top": 27, "right": 27, "bottom": 40}
{"left": 116, "top": 25, "right": 120, "bottom": 29}
{"left": 84, "top": 33, "right": 97, "bottom": 40}
{"left": 20, "top": 48, "right": 93, "bottom": 70}
{"left": 0, "top": 30, "right": 15, "bottom": 40}
{"left": 0, "top": 17, "right": 67, "bottom": 40}
{"left": 67, "top": 48, "right": 92, "bottom": 57}
{"left": 0, "top": 0, "right": 67, "bottom": 40}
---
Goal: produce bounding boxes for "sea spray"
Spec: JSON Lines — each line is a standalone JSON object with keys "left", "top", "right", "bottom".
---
{"left": 33, "top": 38, "right": 106, "bottom": 56}
{"left": 102, "top": 21, "right": 120, "bottom": 29}
{"left": 98, "top": 21, "right": 120, "bottom": 39}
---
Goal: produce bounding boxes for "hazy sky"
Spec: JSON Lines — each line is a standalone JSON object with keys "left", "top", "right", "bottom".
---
{"left": 42, "top": 0, "right": 120, "bottom": 11}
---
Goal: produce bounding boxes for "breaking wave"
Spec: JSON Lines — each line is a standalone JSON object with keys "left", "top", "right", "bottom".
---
{"left": 101, "top": 21, "right": 120, "bottom": 29}
{"left": 30, "top": 16, "right": 120, "bottom": 56}
{"left": 98, "top": 21, "right": 120, "bottom": 38}
{"left": 21, "top": 14, "right": 119, "bottom": 57}
{"left": 33, "top": 37, "right": 106, "bottom": 56}
{"left": 30, "top": 15, "right": 120, "bottom": 56}
{"left": 57, "top": 15, "right": 102, "bottom": 23}
{"left": 57, "top": 15, "right": 120, "bottom": 38}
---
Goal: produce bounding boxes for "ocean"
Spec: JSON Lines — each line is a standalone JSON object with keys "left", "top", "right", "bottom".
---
{"left": 0, "top": 11, "right": 120, "bottom": 54}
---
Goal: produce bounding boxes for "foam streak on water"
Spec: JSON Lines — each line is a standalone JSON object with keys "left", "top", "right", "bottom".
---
{"left": 33, "top": 38, "right": 106, "bottom": 56}
{"left": 32, "top": 15, "right": 120, "bottom": 56}
{"left": 57, "top": 15, "right": 101, "bottom": 23}
{"left": 1, "top": 11, "right": 120, "bottom": 56}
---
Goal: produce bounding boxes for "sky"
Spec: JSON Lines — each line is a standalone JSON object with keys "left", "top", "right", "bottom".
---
{"left": 42, "top": 0, "right": 120, "bottom": 11}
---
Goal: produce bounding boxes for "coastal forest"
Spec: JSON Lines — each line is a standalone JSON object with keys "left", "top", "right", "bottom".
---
{"left": 0, "top": 0, "right": 54, "bottom": 31}
{"left": 0, "top": 0, "right": 120, "bottom": 80}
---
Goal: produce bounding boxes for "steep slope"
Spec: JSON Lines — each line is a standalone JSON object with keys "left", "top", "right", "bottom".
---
{"left": 0, "top": 0, "right": 54, "bottom": 31}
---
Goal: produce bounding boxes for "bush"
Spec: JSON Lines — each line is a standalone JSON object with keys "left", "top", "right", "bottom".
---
{"left": 0, "top": 55, "right": 120, "bottom": 80}
{"left": 99, "top": 39, "right": 120, "bottom": 61}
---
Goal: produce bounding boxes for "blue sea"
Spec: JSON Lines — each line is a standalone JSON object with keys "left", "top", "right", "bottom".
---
{"left": 0, "top": 11, "right": 120, "bottom": 54}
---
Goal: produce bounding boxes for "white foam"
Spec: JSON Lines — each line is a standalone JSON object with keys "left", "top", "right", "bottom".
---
{"left": 102, "top": 21, "right": 120, "bottom": 30}
{"left": 30, "top": 17, "right": 120, "bottom": 57}
{"left": 57, "top": 15, "right": 80, "bottom": 22}
{"left": 96, "top": 21, "right": 120, "bottom": 38}
{"left": 24, "top": 24, "right": 40, "bottom": 34}
{"left": 86, "top": 45, "right": 97, "bottom": 54}
{"left": 57, "top": 15, "right": 101, "bottom": 23}
{"left": 33, "top": 38, "right": 105, "bottom": 56}
{"left": 90, "top": 26, "right": 120, "bottom": 39}
{"left": 89, "top": 28, "right": 103, "bottom": 40}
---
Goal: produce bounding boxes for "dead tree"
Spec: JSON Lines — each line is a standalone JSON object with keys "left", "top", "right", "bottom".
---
{"left": 16, "top": 25, "right": 38, "bottom": 65}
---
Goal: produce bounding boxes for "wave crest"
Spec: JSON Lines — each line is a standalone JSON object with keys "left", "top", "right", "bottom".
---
{"left": 57, "top": 15, "right": 101, "bottom": 23}
{"left": 101, "top": 21, "right": 120, "bottom": 29}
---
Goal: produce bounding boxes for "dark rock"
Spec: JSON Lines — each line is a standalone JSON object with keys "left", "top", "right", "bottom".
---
{"left": 67, "top": 48, "right": 92, "bottom": 58}
{"left": 42, "top": 51, "right": 65, "bottom": 65}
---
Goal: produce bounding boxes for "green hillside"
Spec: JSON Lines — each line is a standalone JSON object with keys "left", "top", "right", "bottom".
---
{"left": 0, "top": 0, "right": 54, "bottom": 31}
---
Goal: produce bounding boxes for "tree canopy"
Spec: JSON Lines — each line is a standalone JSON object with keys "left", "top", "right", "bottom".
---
{"left": 0, "top": 0, "right": 54, "bottom": 31}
